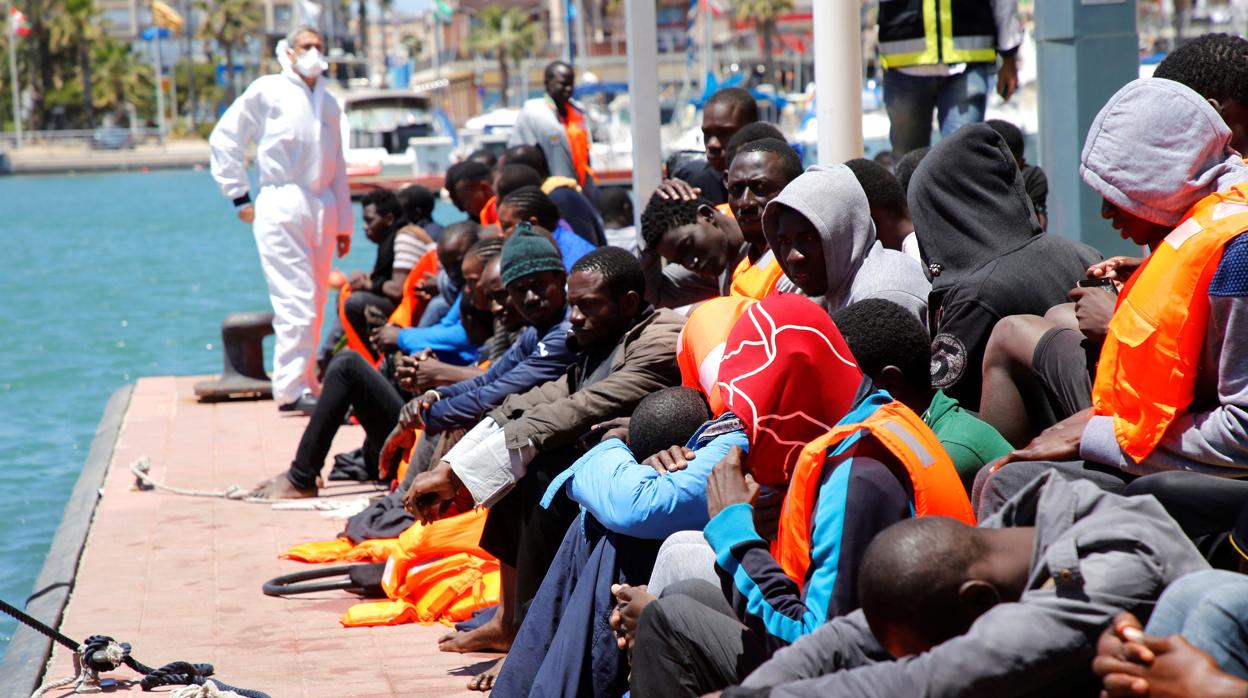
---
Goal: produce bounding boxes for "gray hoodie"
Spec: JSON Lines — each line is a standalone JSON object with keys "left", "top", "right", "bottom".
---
{"left": 1077, "top": 78, "right": 1248, "bottom": 476}
{"left": 1081, "top": 77, "right": 1247, "bottom": 226}
{"left": 762, "top": 165, "right": 930, "bottom": 327}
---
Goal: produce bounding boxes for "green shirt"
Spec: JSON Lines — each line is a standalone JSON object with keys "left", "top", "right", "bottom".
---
{"left": 922, "top": 389, "right": 1012, "bottom": 494}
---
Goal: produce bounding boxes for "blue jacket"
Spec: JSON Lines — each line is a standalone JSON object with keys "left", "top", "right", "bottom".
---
{"left": 395, "top": 295, "right": 479, "bottom": 364}
{"left": 706, "top": 391, "right": 912, "bottom": 650}
{"left": 543, "top": 413, "right": 748, "bottom": 540}
{"left": 424, "top": 311, "right": 576, "bottom": 432}
{"left": 553, "top": 220, "right": 597, "bottom": 271}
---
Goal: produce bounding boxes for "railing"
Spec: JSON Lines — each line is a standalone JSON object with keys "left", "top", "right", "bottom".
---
{"left": 0, "top": 128, "right": 163, "bottom": 150}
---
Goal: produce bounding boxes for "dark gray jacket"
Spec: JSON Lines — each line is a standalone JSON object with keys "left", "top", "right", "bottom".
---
{"left": 724, "top": 472, "right": 1209, "bottom": 698}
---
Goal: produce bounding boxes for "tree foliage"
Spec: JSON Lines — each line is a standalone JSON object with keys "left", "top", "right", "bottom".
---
{"left": 466, "top": 5, "right": 539, "bottom": 107}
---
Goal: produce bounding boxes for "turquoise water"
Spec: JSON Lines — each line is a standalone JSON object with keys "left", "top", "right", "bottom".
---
{"left": 0, "top": 169, "right": 461, "bottom": 650}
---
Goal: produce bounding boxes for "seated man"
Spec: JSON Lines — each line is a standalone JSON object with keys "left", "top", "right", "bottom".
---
{"left": 640, "top": 139, "right": 804, "bottom": 308}
{"left": 979, "top": 33, "right": 1248, "bottom": 447}
{"left": 246, "top": 238, "right": 501, "bottom": 499}
{"left": 908, "top": 123, "right": 1100, "bottom": 411}
{"left": 496, "top": 186, "right": 597, "bottom": 269}
{"left": 445, "top": 160, "right": 495, "bottom": 225}
{"left": 844, "top": 158, "right": 919, "bottom": 261}
{"left": 617, "top": 294, "right": 972, "bottom": 698}
{"left": 979, "top": 77, "right": 1248, "bottom": 516}
{"left": 501, "top": 143, "right": 606, "bottom": 246}
{"left": 832, "top": 299, "right": 1012, "bottom": 492}
{"left": 397, "top": 183, "right": 443, "bottom": 239}
{"left": 643, "top": 136, "right": 801, "bottom": 309}
{"left": 382, "top": 225, "right": 580, "bottom": 479}
{"left": 719, "top": 472, "right": 1208, "bottom": 697}
{"left": 339, "top": 189, "right": 413, "bottom": 361}
{"left": 761, "top": 165, "right": 930, "bottom": 326}
{"left": 372, "top": 223, "right": 485, "bottom": 365}
{"left": 487, "top": 386, "right": 721, "bottom": 694}
{"left": 403, "top": 248, "right": 686, "bottom": 665}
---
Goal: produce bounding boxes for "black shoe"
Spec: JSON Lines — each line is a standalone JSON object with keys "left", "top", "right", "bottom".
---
{"left": 278, "top": 393, "right": 318, "bottom": 415}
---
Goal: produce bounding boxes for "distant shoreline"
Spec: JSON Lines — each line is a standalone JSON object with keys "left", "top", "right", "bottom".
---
{"left": 1, "top": 140, "right": 211, "bottom": 176}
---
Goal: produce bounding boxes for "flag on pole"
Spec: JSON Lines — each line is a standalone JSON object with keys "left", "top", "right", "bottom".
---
{"left": 151, "top": 0, "right": 184, "bottom": 32}
{"left": 9, "top": 7, "right": 32, "bottom": 37}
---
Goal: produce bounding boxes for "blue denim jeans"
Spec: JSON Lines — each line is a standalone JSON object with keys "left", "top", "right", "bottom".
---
{"left": 492, "top": 513, "right": 661, "bottom": 697}
{"left": 1146, "top": 569, "right": 1248, "bottom": 679}
{"left": 883, "top": 62, "right": 994, "bottom": 157}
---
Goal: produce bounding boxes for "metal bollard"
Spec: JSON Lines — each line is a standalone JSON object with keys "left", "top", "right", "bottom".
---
{"left": 193, "top": 311, "right": 275, "bottom": 402}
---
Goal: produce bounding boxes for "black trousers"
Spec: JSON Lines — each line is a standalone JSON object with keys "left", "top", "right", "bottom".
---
{"left": 286, "top": 352, "right": 407, "bottom": 489}
{"left": 344, "top": 290, "right": 396, "bottom": 361}
{"left": 630, "top": 579, "right": 770, "bottom": 698}
{"left": 1124, "top": 471, "right": 1248, "bottom": 569}
{"left": 479, "top": 445, "right": 582, "bottom": 627}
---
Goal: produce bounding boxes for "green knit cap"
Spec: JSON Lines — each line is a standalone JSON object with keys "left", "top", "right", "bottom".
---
{"left": 501, "top": 222, "right": 565, "bottom": 287}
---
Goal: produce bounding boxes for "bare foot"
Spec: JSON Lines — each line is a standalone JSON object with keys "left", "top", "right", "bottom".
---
{"left": 438, "top": 614, "right": 514, "bottom": 654}
{"left": 467, "top": 656, "right": 506, "bottom": 692}
{"left": 246, "top": 474, "right": 318, "bottom": 499}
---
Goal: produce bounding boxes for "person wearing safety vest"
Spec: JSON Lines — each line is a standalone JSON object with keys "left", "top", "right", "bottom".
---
{"left": 615, "top": 294, "right": 972, "bottom": 698}
{"left": 877, "top": 0, "right": 1022, "bottom": 157}
{"left": 979, "top": 78, "right": 1248, "bottom": 517}
{"left": 510, "top": 61, "right": 598, "bottom": 203}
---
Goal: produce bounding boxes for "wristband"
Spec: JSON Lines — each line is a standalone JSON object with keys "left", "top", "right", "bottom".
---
{"left": 233, "top": 193, "right": 252, "bottom": 208}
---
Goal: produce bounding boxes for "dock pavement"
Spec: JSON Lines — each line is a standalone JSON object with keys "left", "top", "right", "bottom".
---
{"left": 35, "top": 376, "right": 496, "bottom": 696}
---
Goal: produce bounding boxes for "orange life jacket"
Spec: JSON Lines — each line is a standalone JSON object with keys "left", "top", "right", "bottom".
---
{"left": 1092, "top": 184, "right": 1248, "bottom": 463}
{"left": 730, "top": 253, "right": 786, "bottom": 301}
{"left": 480, "top": 196, "right": 499, "bottom": 226}
{"left": 339, "top": 509, "right": 499, "bottom": 627}
{"left": 775, "top": 399, "right": 974, "bottom": 587}
{"left": 563, "top": 104, "right": 592, "bottom": 187}
{"left": 677, "top": 296, "right": 756, "bottom": 415}
{"left": 389, "top": 247, "right": 440, "bottom": 328}
{"left": 336, "top": 248, "right": 441, "bottom": 366}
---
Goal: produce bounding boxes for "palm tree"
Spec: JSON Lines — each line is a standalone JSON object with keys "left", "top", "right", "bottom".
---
{"left": 466, "top": 5, "right": 538, "bottom": 107}
{"left": 197, "top": 0, "right": 260, "bottom": 103}
{"left": 732, "top": 0, "right": 793, "bottom": 86}
{"left": 91, "top": 38, "right": 155, "bottom": 123}
{"left": 49, "top": 0, "right": 103, "bottom": 126}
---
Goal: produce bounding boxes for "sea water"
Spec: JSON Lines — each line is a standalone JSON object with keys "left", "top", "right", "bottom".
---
{"left": 0, "top": 169, "right": 463, "bottom": 650}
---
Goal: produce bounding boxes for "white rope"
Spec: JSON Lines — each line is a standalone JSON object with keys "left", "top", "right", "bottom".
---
{"left": 128, "top": 457, "right": 379, "bottom": 511}
{"left": 169, "top": 681, "right": 245, "bottom": 698}
{"left": 30, "top": 644, "right": 114, "bottom": 698}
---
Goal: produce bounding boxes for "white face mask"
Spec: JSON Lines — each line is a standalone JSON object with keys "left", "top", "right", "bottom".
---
{"left": 293, "top": 47, "right": 326, "bottom": 77}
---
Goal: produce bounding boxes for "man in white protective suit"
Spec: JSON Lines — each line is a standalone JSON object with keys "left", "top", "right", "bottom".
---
{"left": 209, "top": 26, "right": 352, "bottom": 413}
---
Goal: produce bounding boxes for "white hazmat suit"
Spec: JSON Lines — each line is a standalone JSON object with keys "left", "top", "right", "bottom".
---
{"left": 209, "top": 50, "right": 352, "bottom": 406}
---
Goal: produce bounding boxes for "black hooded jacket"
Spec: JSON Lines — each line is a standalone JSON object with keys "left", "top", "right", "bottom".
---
{"left": 909, "top": 123, "right": 1101, "bottom": 410}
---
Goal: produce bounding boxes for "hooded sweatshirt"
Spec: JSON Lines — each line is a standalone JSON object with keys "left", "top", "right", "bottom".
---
{"left": 1077, "top": 78, "right": 1248, "bottom": 476}
{"left": 762, "top": 165, "right": 930, "bottom": 327}
{"left": 1080, "top": 78, "right": 1248, "bottom": 227}
{"left": 909, "top": 123, "right": 1101, "bottom": 410}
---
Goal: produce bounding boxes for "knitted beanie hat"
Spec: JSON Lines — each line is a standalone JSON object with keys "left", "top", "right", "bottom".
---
{"left": 501, "top": 222, "right": 565, "bottom": 287}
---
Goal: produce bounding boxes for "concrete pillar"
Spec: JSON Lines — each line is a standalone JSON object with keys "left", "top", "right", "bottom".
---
{"left": 625, "top": 0, "right": 661, "bottom": 228}
{"left": 812, "top": 0, "right": 863, "bottom": 163}
{"left": 1036, "top": 0, "right": 1139, "bottom": 256}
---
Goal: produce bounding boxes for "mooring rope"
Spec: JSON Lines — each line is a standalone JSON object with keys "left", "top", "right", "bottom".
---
{"left": 129, "top": 456, "right": 377, "bottom": 513}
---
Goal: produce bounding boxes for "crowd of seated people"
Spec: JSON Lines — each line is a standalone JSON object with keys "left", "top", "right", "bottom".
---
{"left": 257, "top": 35, "right": 1248, "bottom": 697}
